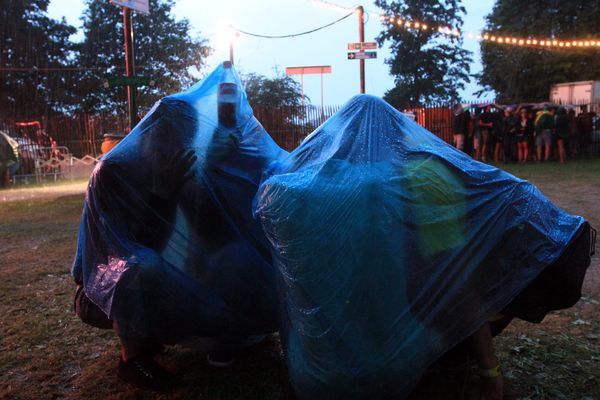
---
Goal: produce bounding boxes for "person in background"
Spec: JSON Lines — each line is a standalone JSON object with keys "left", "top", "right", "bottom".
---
{"left": 491, "top": 107, "right": 503, "bottom": 163}
{"left": 554, "top": 107, "right": 569, "bottom": 164}
{"left": 500, "top": 107, "right": 518, "bottom": 163}
{"left": 452, "top": 104, "right": 471, "bottom": 153}
{"left": 516, "top": 109, "right": 533, "bottom": 163}
{"left": 568, "top": 108, "right": 579, "bottom": 159}
{"left": 576, "top": 105, "right": 595, "bottom": 158}
{"left": 534, "top": 107, "right": 554, "bottom": 162}
{"left": 478, "top": 105, "right": 494, "bottom": 162}
{"left": 471, "top": 108, "right": 482, "bottom": 161}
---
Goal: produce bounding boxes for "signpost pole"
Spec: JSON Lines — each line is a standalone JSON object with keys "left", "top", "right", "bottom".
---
{"left": 358, "top": 6, "right": 365, "bottom": 94}
{"left": 321, "top": 72, "right": 324, "bottom": 109}
{"left": 123, "top": 7, "right": 137, "bottom": 130}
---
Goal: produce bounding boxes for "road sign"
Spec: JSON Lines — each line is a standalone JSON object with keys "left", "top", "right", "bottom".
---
{"left": 111, "top": 0, "right": 150, "bottom": 14}
{"left": 347, "top": 51, "right": 377, "bottom": 60}
{"left": 285, "top": 66, "right": 332, "bottom": 75}
{"left": 104, "top": 76, "right": 154, "bottom": 88}
{"left": 347, "top": 42, "right": 378, "bottom": 51}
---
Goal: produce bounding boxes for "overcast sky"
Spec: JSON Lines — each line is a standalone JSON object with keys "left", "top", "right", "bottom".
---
{"left": 48, "top": 0, "right": 496, "bottom": 105}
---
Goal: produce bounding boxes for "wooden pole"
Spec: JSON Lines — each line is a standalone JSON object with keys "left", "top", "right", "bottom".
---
{"left": 123, "top": 7, "right": 137, "bottom": 131}
{"left": 358, "top": 6, "right": 365, "bottom": 94}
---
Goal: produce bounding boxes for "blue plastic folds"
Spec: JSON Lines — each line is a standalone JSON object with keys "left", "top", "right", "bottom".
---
{"left": 255, "top": 95, "right": 586, "bottom": 399}
{"left": 72, "top": 62, "right": 287, "bottom": 342}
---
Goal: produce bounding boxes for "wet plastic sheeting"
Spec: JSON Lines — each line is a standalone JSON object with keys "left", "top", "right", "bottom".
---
{"left": 255, "top": 95, "right": 585, "bottom": 399}
{"left": 72, "top": 63, "right": 287, "bottom": 342}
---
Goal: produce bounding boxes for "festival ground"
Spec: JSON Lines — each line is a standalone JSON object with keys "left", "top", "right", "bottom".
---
{"left": 1, "top": 159, "right": 599, "bottom": 400}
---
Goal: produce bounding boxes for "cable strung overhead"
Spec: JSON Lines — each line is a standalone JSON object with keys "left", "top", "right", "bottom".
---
{"left": 234, "top": 9, "right": 356, "bottom": 39}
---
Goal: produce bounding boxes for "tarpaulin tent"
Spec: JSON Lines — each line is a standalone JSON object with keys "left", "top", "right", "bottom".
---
{"left": 72, "top": 62, "right": 287, "bottom": 343}
{"left": 255, "top": 94, "right": 591, "bottom": 399}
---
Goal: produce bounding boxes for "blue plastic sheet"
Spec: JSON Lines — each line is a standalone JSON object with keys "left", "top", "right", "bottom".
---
{"left": 72, "top": 62, "right": 287, "bottom": 342}
{"left": 255, "top": 95, "right": 586, "bottom": 399}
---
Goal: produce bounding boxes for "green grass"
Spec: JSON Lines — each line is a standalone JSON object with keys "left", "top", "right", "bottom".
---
{"left": 1, "top": 159, "right": 599, "bottom": 399}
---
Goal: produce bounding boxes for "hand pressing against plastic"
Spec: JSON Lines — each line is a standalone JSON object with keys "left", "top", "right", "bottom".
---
{"left": 151, "top": 149, "right": 197, "bottom": 200}
{"left": 205, "top": 127, "right": 241, "bottom": 167}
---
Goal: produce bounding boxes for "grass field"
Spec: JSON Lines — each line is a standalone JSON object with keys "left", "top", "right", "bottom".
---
{"left": 1, "top": 159, "right": 599, "bottom": 400}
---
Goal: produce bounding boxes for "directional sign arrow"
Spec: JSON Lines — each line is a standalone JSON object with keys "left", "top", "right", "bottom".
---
{"left": 347, "top": 51, "right": 377, "bottom": 60}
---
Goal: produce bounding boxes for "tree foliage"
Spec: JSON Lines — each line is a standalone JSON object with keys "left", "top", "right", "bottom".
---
{"left": 375, "top": 0, "right": 472, "bottom": 107}
{"left": 478, "top": 0, "right": 600, "bottom": 102}
{"left": 76, "top": 0, "right": 210, "bottom": 113}
{"left": 0, "top": 0, "right": 76, "bottom": 118}
{"left": 242, "top": 72, "right": 307, "bottom": 109}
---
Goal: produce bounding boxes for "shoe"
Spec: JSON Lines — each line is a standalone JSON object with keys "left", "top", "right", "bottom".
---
{"left": 207, "top": 351, "right": 234, "bottom": 367}
{"left": 118, "top": 354, "right": 178, "bottom": 391}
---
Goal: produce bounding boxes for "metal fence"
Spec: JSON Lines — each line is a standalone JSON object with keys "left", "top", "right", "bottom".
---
{"left": 2, "top": 100, "right": 599, "bottom": 186}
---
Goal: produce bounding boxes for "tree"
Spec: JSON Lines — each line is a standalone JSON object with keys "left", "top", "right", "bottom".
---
{"left": 0, "top": 0, "right": 76, "bottom": 119}
{"left": 478, "top": 0, "right": 600, "bottom": 102}
{"left": 76, "top": 0, "right": 210, "bottom": 114}
{"left": 241, "top": 72, "right": 313, "bottom": 147}
{"left": 375, "top": 0, "right": 472, "bottom": 107}
{"left": 242, "top": 72, "right": 306, "bottom": 109}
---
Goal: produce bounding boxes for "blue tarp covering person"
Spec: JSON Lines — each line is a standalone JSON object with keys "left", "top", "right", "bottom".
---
{"left": 255, "top": 95, "right": 592, "bottom": 399}
{"left": 72, "top": 62, "right": 287, "bottom": 390}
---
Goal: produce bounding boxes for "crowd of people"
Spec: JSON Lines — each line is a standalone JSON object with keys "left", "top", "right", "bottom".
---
{"left": 452, "top": 103, "right": 598, "bottom": 164}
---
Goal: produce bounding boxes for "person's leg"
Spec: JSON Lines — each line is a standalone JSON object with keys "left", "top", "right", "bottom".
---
{"left": 118, "top": 332, "right": 161, "bottom": 361}
{"left": 544, "top": 133, "right": 552, "bottom": 161}
{"left": 494, "top": 142, "right": 500, "bottom": 163}
{"left": 456, "top": 134, "right": 465, "bottom": 152}
{"left": 558, "top": 139, "right": 566, "bottom": 163}
{"left": 503, "top": 134, "right": 515, "bottom": 162}
{"left": 468, "top": 322, "right": 503, "bottom": 400}
{"left": 115, "top": 320, "right": 177, "bottom": 391}
{"left": 517, "top": 141, "right": 523, "bottom": 162}
{"left": 482, "top": 131, "right": 489, "bottom": 162}
{"left": 524, "top": 141, "right": 530, "bottom": 162}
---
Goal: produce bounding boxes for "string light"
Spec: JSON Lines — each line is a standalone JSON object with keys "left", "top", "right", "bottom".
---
{"left": 309, "top": 1, "right": 600, "bottom": 50}
{"left": 377, "top": 13, "right": 600, "bottom": 50}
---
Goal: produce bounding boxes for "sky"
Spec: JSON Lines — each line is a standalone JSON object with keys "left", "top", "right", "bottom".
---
{"left": 47, "top": 0, "right": 496, "bottom": 106}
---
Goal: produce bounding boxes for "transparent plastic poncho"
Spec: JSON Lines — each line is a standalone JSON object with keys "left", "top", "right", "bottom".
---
{"left": 72, "top": 63, "right": 287, "bottom": 342}
{"left": 255, "top": 95, "right": 587, "bottom": 399}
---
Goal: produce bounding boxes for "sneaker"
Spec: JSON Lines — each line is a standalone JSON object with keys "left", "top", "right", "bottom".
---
{"left": 118, "top": 354, "right": 178, "bottom": 391}
{"left": 206, "top": 351, "right": 234, "bottom": 367}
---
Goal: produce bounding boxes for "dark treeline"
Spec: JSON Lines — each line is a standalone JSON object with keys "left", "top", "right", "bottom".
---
{"left": 0, "top": 0, "right": 209, "bottom": 120}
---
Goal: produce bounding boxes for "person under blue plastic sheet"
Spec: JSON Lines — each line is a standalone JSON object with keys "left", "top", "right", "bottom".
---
{"left": 255, "top": 94, "right": 593, "bottom": 400}
{"left": 71, "top": 62, "right": 287, "bottom": 390}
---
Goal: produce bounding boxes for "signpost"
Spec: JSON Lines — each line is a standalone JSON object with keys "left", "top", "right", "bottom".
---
{"left": 347, "top": 7, "right": 378, "bottom": 95}
{"left": 110, "top": 0, "right": 150, "bottom": 131}
{"left": 110, "top": 0, "right": 150, "bottom": 14}
{"left": 347, "top": 51, "right": 377, "bottom": 60}
{"left": 347, "top": 42, "right": 378, "bottom": 51}
{"left": 285, "top": 65, "right": 332, "bottom": 108}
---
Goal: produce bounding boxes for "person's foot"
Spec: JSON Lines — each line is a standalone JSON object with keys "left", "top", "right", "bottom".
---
{"left": 118, "top": 354, "right": 178, "bottom": 391}
{"left": 479, "top": 375, "right": 503, "bottom": 400}
{"left": 207, "top": 351, "right": 234, "bottom": 367}
{"left": 478, "top": 367, "right": 503, "bottom": 400}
